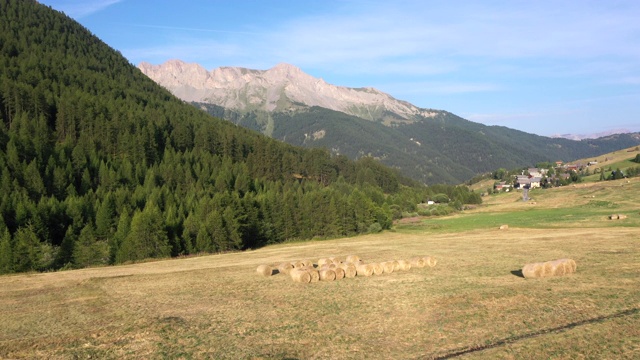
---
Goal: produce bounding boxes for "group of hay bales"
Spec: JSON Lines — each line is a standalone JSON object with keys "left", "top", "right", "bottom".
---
{"left": 521, "top": 258, "right": 577, "bottom": 279}
{"left": 609, "top": 214, "right": 628, "bottom": 220}
{"left": 256, "top": 255, "right": 437, "bottom": 283}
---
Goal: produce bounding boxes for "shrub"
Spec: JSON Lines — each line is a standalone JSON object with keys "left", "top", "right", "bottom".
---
{"left": 367, "top": 223, "right": 382, "bottom": 234}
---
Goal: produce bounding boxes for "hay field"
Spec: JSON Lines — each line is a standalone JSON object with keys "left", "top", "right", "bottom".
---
{"left": 1, "top": 179, "right": 639, "bottom": 359}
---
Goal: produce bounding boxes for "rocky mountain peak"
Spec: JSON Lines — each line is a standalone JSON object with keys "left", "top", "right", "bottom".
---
{"left": 138, "top": 60, "right": 438, "bottom": 123}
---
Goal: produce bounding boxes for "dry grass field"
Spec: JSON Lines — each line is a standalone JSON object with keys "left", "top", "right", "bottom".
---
{"left": 1, "top": 177, "right": 639, "bottom": 359}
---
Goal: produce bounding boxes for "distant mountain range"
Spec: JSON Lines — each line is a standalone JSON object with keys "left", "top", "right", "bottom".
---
{"left": 551, "top": 129, "right": 634, "bottom": 140}
{"left": 139, "top": 60, "right": 640, "bottom": 184}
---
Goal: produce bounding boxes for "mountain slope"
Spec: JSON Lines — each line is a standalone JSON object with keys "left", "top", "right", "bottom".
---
{"left": 141, "top": 61, "right": 640, "bottom": 184}
{"left": 194, "top": 103, "right": 640, "bottom": 184}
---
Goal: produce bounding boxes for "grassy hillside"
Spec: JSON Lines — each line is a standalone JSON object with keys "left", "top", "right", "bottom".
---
{"left": 1, "top": 177, "right": 638, "bottom": 359}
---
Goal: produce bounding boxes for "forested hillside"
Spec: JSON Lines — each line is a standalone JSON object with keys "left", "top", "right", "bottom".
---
{"left": 0, "top": 0, "right": 481, "bottom": 274}
{"left": 196, "top": 103, "right": 640, "bottom": 184}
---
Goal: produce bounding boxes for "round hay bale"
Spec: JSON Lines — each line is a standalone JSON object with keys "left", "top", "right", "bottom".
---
{"left": 307, "top": 268, "right": 320, "bottom": 283}
{"left": 302, "top": 259, "right": 314, "bottom": 267}
{"left": 328, "top": 257, "right": 343, "bottom": 264}
{"left": 372, "top": 262, "right": 384, "bottom": 275}
{"left": 522, "top": 263, "right": 540, "bottom": 279}
{"left": 290, "top": 269, "right": 311, "bottom": 283}
{"left": 317, "top": 258, "right": 332, "bottom": 267}
{"left": 522, "top": 262, "right": 540, "bottom": 278}
{"left": 539, "top": 261, "right": 554, "bottom": 277}
{"left": 292, "top": 261, "right": 305, "bottom": 268}
{"left": 381, "top": 261, "right": 395, "bottom": 274}
{"left": 319, "top": 269, "right": 336, "bottom": 281}
{"left": 339, "top": 263, "right": 357, "bottom": 278}
{"left": 397, "top": 260, "right": 412, "bottom": 271}
{"left": 410, "top": 257, "right": 426, "bottom": 268}
{"left": 618, "top": 214, "right": 628, "bottom": 220}
{"left": 333, "top": 266, "right": 345, "bottom": 280}
{"left": 609, "top": 214, "right": 619, "bottom": 220}
{"left": 499, "top": 224, "right": 509, "bottom": 230}
{"left": 277, "top": 262, "right": 294, "bottom": 275}
{"left": 391, "top": 260, "right": 401, "bottom": 272}
{"left": 562, "top": 258, "right": 577, "bottom": 274}
{"left": 423, "top": 256, "right": 437, "bottom": 267}
{"left": 549, "top": 259, "right": 567, "bottom": 276}
{"left": 345, "top": 255, "right": 360, "bottom": 263}
{"left": 256, "top": 264, "right": 273, "bottom": 277}
{"left": 356, "top": 263, "right": 374, "bottom": 277}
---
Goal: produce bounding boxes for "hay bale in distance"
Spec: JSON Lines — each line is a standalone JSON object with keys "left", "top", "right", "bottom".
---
{"left": 340, "top": 263, "right": 357, "bottom": 278}
{"left": 345, "top": 255, "right": 360, "bottom": 263}
{"left": 549, "top": 259, "right": 567, "bottom": 276}
{"left": 317, "top": 258, "right": 332, "bottom": 267}
{"left": 307, "top": 268, "right": 320, "bottom": 283}
{"left": 276, "top": 262, "right": 294, "bottom": 275}
{"left": 256, "top": 264, "right": 273, "bottom": 277}
{"left": 539, "top": 261, "right": 553, "bottom": 277}
{"left": 302, "top": 260, "right": 314, "bottom": 267}
{"left": 319, "top": 269, "right": 336, "bottom": 281}
{"left": 422, "top": 256, "right": 437, "bottom": 267}
{"left": 328, "top": 257, "right": 343, "bottom": 264}
{"left": 356, "top": 263, "right": 374, "bottom": 277}
{"left": 391, "top": 260, "right": 400, "bottom": 272}
{"left": 499, "top": 224, "right": 509, "bottom": 230}
{"left": 410, "top": 257, "right": 426, "bottom": 268}
{"left": 521, "top": 262, "right": 540, "bottom": 278}
{"left": 381, "top": 261, "right": 395, "bottom": 274}
{"left": 618, "top": 214, "right": 628, "bottom": 220}
{"left": 290, "top": 269, "right": 311, "bottom": 283}
{"left": 397, "top": 260, "right": 412, "bottom": 271}
{"left": 522, "top": 258, "right": 577, "bottom": 278}
{"left": 609, "top": 214, "right": 619, "bottom": 220}
{"left": 292, "top": 261, "right": 305, "bottom": 269}
{"left": 372, "top": 262, "right": 384, "bottom": 275}
{"left": 557, "top": 258, "right": 577, "bottom": 274}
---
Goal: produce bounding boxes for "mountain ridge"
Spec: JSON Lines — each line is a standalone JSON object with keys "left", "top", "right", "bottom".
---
{"left": 138, "top": 60, "right": 438, "bottom": 124}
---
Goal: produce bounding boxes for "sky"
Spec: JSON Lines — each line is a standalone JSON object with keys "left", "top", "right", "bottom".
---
{"left": 39, "top": 0, "right": 640, "bottom": 137}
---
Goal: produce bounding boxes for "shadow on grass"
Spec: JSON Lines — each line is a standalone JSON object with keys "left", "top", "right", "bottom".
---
{"left": 427, "top": 307, "right": 640, "bottom": 359}
{"left": 510, "top": 269, "right": 524, "bottom": 278}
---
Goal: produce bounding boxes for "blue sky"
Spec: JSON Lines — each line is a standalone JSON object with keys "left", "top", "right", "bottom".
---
{"left": 39, "top": 0, "right": 640, "bottom": 137}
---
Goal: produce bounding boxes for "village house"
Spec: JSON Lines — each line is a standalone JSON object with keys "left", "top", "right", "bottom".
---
{"left": 494, "top": 181, "right": 512, "bottom": 191}
{"left": 528, "top": 168, "right": 542, "bottom": 177}
{"left": 514, "top": 175, "right": 542, "bottom": 189}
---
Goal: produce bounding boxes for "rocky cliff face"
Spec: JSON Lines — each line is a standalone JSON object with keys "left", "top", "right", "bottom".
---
{"left": 138, "top": 60, "right": 437, "bottom": 124}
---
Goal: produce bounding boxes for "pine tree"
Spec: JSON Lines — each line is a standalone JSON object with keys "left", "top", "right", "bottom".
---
{"left": 117, "top": 203, "right": 170, "bottom": 263}
{"left": 110, "top": 210, "right": 131, "bottom": 264}
{"left": 73, "top": 224, "right": 107, "bottom": 268}
{"left": 95, "top": 194, "right": 116, "bottom": 240}
{"left": 0, "top": 227, "right": 13, "bottom": 274}
{"left": 12, "top": 225, "right": 42, "bottom": 272}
